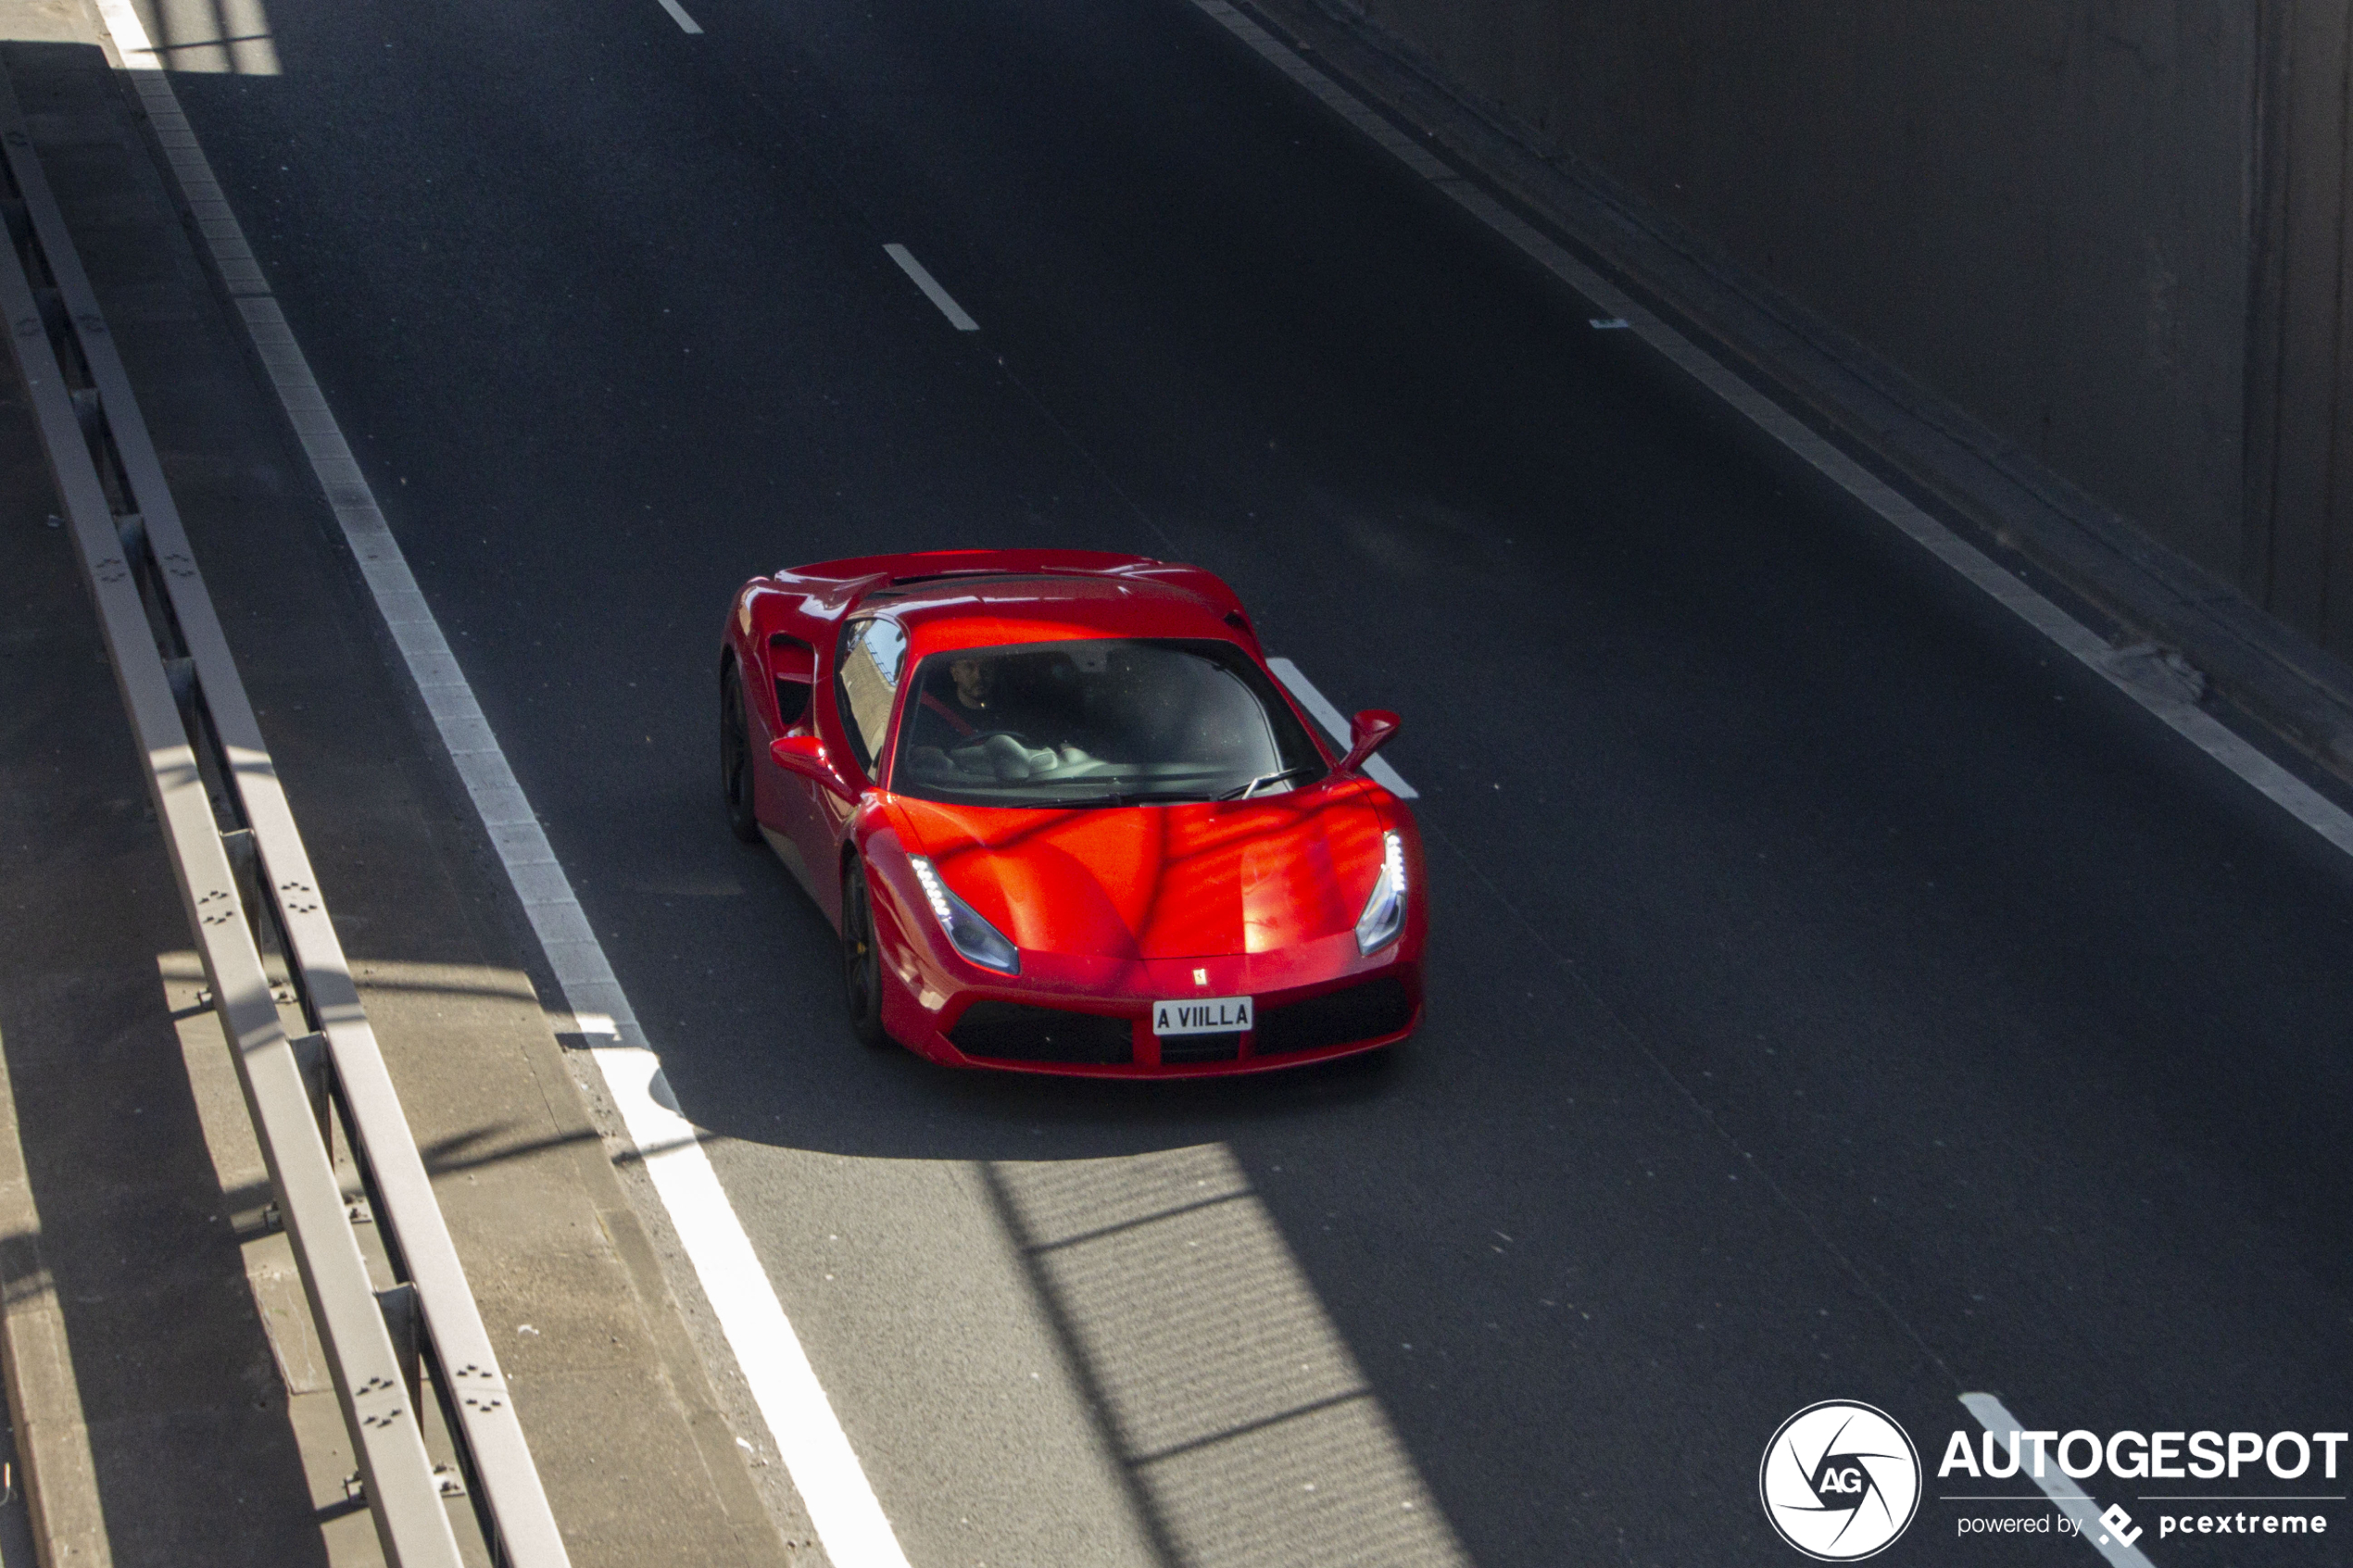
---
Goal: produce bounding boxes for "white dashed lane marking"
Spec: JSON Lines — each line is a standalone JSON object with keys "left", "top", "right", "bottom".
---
{"left": 884, "top": 244, "right": 980, "bottom": 331}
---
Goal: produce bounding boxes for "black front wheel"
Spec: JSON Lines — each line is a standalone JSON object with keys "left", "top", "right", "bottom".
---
{"left": 720, "top": 668, "right": 760, "bottom": 844}
{"left": 840, "top": 860, "right": 888, "bottom": 1047}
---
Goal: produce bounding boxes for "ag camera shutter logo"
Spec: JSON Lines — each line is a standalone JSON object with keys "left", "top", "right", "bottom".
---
{"left": 1760, "top": 1400, "right": 1922, "bottom": 1560}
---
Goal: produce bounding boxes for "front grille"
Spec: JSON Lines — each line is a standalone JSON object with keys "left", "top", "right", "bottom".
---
{"left": 1252, "top": 974, "right": 1414, "bottom": 1057}
{"left": 951, "top": 1001, "right": 1134, "bottom": 1065}
{"left": 1158, "top": 1032, "right": 1242, "bottom": 1065}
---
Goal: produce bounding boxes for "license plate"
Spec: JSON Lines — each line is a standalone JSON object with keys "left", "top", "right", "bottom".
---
{"left": 1151, "top": 996, "right": 1253, "bottom": 1036}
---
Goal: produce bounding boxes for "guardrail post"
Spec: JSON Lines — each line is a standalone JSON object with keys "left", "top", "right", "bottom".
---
{"left": 288, "top": 1031, "right": 333, "bottom": 1156}
{"left": 376, "top": 1284, "right": 422, "bottom": 1422}
{"left": 220, "top": 827, "right": 260, "bottom": 945}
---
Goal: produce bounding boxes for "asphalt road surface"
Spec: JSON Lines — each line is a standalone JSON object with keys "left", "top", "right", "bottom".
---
{"left": 136, "top": 0, "right": 2353, "bottom": 1561}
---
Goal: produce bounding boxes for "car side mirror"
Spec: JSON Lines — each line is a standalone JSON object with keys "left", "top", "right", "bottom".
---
{"left": 1338, "top": 709, "right": 1400, "bottom": 775}
{"left": 771, "top": 734, "right": 849, "bottom": 795}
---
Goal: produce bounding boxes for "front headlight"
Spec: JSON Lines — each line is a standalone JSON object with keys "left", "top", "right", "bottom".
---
{"left": 1354, "top": 830, "right": 1408, "bottom": 955}
{"left": 908, "top": 856, "right": 1021, "bottom": 974}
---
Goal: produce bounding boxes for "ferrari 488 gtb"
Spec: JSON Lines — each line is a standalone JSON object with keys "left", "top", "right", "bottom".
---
{"left": 719, "top": 549, "right": 1423, "bottom": 1075}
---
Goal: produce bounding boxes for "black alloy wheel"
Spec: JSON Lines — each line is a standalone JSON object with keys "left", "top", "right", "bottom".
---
{"left": 841, "top": 860, "right": 887, "bottom": 1047}
{"left": 721, "top": 667, "right": 760, "bottom": 843}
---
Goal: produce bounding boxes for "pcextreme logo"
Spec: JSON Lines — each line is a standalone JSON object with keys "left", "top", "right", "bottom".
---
{"left": 1761, "top": 1401, "right": 1923, "bottom": 1561}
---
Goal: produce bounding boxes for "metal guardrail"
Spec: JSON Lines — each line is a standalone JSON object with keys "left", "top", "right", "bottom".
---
{"left": 0, "top": 69, "right": 569, "bottom": 1568}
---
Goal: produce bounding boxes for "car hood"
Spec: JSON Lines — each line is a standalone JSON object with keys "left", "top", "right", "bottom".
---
{"left": 887, "top": 784, "right": 1390, "bottom": 960}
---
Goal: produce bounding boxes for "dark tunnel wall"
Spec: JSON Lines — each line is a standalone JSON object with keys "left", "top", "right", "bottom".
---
{"left": 1326, "top": 0, "right": 2353, "bottom": 660}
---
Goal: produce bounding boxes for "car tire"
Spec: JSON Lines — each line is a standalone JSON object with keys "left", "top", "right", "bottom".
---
{"left": 720, "top": 666, "right": 760, "bottom": 844}
{"left": 841, "top": 860, "right": 888, "bottom": 1047}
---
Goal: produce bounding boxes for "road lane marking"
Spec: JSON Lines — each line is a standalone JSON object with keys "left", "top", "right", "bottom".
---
{"left": 884, "top": 244, "right": 980, "bottom": 331}
{"left": 1193, "top": 0, "right": 2353, "bottom": 865}
{"left": 1962, "top": 1395, "right": 2158, "bottom": 1567}
{"left": 1268, "top": 658, "right": 1418, "bottom": 798}
{"left": 654, "top": 0, "right": 703, "bottom": 34}
{"left": 589, "top": 1047, "right": 909, "bottom": 1567}
{"left": 85, "top": 10, "right": 910, "bottom": 1563}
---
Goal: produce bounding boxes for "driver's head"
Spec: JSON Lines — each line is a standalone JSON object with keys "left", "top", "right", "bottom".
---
{"left": 949, "top": 658, "right": 991, "bottom": 708}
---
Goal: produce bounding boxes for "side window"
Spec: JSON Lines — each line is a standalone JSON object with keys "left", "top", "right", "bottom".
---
{"left": 835, "top": 617, "right": 906, "bottom": 776}
{"left": 769, "top": 634, "right": 814, "bottom": 730}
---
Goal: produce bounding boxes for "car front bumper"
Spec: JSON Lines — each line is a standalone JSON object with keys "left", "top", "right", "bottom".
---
{"left": 875, "top": 909, "right": 1425, "bottom": 1076}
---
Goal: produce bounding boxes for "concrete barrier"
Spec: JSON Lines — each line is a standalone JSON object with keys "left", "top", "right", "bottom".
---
{"left": 1295, "top": 0, "right": 2351, "bottom": 664}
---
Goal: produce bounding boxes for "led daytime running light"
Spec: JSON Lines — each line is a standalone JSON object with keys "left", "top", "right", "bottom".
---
{"left": 1354, "top": 830, "right": 1408, "bottom": 955}
{"left": 910, "top": 857, "right": 956, "bottom": 922}
{"left": 907, "top": 856, "right": 1021, "bottom": 973}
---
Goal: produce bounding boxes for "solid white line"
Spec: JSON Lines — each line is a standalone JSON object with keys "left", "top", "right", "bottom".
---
{"left": 1962, "top": 1395, "right": 2158, "bottom": 1567}
{"left": 883, "top": 244, "right": 980, "bottom": 331}
{"left": 654, "top": 0, "right": 703, "bottom": 35}
{"left": 1190, "top": 0, "right": 2353, "bottom": 866}
{"left": 86, "top": 13, "right": 909, "bottom": 1567}
{"left": 1268, "top": 657, "right": 1419, "bottom": 798}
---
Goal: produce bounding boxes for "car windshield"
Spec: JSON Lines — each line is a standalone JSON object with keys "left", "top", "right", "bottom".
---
{"left": 888, "top": 638, "right": 1328, "bottom": 808}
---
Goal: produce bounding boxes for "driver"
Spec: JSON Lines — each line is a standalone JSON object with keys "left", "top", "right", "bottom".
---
{"left": 925, "top": 657, "right": 993, "bottom": 738}
{"left": 902, "top": 654, "right": 1070, "bottom": 781}
{"left": 903, "top": 657, "right": 997, "bottom": 749}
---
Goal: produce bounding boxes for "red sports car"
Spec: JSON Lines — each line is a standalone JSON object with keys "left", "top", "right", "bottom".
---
{"left": 718, "top": 549, "right": 1424, "bottom": 1075}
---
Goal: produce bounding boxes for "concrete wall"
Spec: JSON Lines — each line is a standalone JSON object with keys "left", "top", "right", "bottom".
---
{"left": 1340, "top": 0, "right": 2353, "bottom": 660}
{"left": 2246, "top": 3, "right": 2352, "bottom": 654}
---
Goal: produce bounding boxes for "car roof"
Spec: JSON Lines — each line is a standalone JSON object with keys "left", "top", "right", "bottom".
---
{"left": 881, "top": 574, "right": 1240, "bottom": 656}
{"left": 770, "top": 549, "right": 1257, "bottom": 654}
